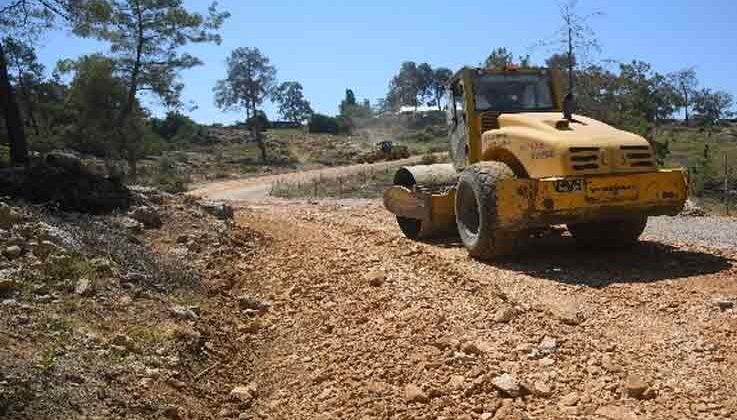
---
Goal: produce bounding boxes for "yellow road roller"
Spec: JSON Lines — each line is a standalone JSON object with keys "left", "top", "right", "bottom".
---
{"left": 383, "top": 66, "right": 687, "bottom": 258}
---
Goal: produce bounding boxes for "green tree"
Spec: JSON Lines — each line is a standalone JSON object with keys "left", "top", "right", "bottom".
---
{"left": 483, "top": 47, "right": 514, "bottom": 68}
{"left": 693, "top": 88, "right": 735, "bottom": 130}
{"left": 58, "top": 54, "right": 129, "bottom": 157}
{"left": 308, "top": 113, "right": 339, "bottom": 134}
{"left": 339, "top": 89, "right": 357, "bottom": 115}
{"left": 0, "top": 0, "right": 85, "bottom": 163}
{"left": 273, "top": 81, "right": 312, "bottom": 123}
{"left": 77, "top": 0, "right": 229, "bottom": 179}
{"left": 615, "top": 61, "right": 679, "bottom": 139}
{"left": 213, "top": 47, "right": 276, "bottom": 162}
{"left": 667, "top": 67, "right": 698, "bottom": 122}
{"left": 214, "top": 47, "right": 276, "bottom": 120}
{"left": 416, "top": 62, "right": 434, "bottom": 106}
{"left": 391, "top": 61, "right": 420, "bottom": 110}
{"left": 3, "top": 36, "right": 44, "bottom": 134}
{"left": 338, "top": 88, "right": 371, "bottom": 130}
{"left": 429, "top": 67, "right": 452, "bottom": 110}
{"left": 150, "top": 111, "right": 208, "bottom": 144}
{"left": 574, "top": 64, "right": 618, "bottom": 122}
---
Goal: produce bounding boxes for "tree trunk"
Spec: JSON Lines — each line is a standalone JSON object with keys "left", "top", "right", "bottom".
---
{"left": 684, "top": 90, "right": 689, "bottom": 123}
{"left": 0, "top": 39, "right": 28, "bottom": 164}
{"left": 127, "top": 149, "right": 137, "bottom": 182}
{"left": 116, "top": 0, "right": 146, "bottom": 182}
{"left": 250, "top": 110, "right": 266, "bottom": 162}
{"left": 256, "top": 134, "right": 266, "bottom": 162}
{"left": 17, "top": 73, "right": 39, "bottom": 135}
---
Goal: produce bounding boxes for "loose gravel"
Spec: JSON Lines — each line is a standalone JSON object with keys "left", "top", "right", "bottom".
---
{"left": 646, "top": 216, "right": 737, "bottom": 252}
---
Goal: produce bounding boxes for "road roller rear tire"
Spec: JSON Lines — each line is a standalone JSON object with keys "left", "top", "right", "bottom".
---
{"left": 455, "top": 162, "right": 521, "bottom": 259}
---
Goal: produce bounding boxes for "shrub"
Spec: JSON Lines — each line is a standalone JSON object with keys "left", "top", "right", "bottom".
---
{"left": 308, "top": 113, "right": 351, "bottom": 134}
{"left": 150, "top": 111, "right": 215, "bottom": 146}
{"left": 246, "top": 111, "right": 271, "bottom": 131}
{"left": 308, "top": 113, "right": 339, "bottom": 134}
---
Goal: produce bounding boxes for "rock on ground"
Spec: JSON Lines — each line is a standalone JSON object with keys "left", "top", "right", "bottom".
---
{"left": 595, "top": 405, "right": 639, "bottom": 420}
{"left": 404, "top": 384, "right": 428, "bottom": 403}
{"left": 492, "top": 373, "right": 522, "bottom": 398}
{"left": 624, "top": 374, "right": 650, "bottom": 399}
{"left": 197, "top": 200, "right": 235, "bottom": 220}
{"left": 74, "top": 278, "right": 94, "bottom": 296}
{"left": 129, "top": 206, "right": 163, "bottom": 229}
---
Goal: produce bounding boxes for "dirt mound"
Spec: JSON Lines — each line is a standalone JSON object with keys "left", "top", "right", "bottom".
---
{"left": 0, "top": 154, "right": 130, "bottom": 213}
{"left": 0, "top": 194, "right": 266, "bottom": 419}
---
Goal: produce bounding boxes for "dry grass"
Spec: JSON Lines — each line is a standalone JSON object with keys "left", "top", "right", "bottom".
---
{"left": 270, "top": 168, "right": 396, "bottom": 199}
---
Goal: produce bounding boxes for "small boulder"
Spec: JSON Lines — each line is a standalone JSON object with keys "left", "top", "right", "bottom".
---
{"left": 624, "top": 374, "right": 649, "bottom": 399}
{"left": 0, "top": 278, "right": 16, "bottom": 293}
{"left": 680, "top": 199, "right": 706, "bottom": 217}
{"left": 532, "top": 380, "right": 553, "bottom": 397}
{"left": 119, "top": 217, "right": 144, "bottom": 234}
{"left": 129, "top": 206, "right": 162, "bottom": 229}
{"left": 30, "top": 240, "right": 58, "bottom": 260}
{"left": 129, "top": 185, "right": 170, "bottom": 205}
{"left": 3, "top": 245, "right": 22, "bottom": 260}
{"left": 238, "top": 295, "right": 269, "bottom": 312}
{"left": 404, "top": 384, "right": 429, "bottom": 403}
{"left": 198, "top": 200, "right": 234, "bottom": 220}
{"left": 0, "top": 203, "right": 24, "bottom": 229}
{"left": 539, "top": 336, "right": 558, "bottom": 354}
{"left": 493, "top": 305, "right": 518, "bottom": 323}
{"left": 709, "top": 297, "right": 734, "bottom": 311}
{"left": 121, "top": 271, "right": 148, "bottom": 284}
{"left": 170, "top": 305, "right": 199, "bottom": 321}
{"left": 111, "top": 333, "right": 136, "bottom": 352}
{"left": 230, "top": 383, "right": 257, "bottom": 404}
{"left": 551, "top": 301, "right": 583, "bottom": 325}
{"left": 595, "top": 405, "right": 639, "bottom": 420}
{"left": 366, "top": 269, "right": 386, "bottom": 287}
{"left": 448, "top": 375, "right": 466, "bottom": 390}
{"left": 74, "top": 278, "right": 94, "bottom": 296}
{"left": 492, "top": 373, "right": 522, "bottom": 398}
{"left": 162, "top": 404, "right": 185, "bottom": 420}
{"left": 461, "top": 341, "right": 484, "bottom": 355}
{"left": 46, "top": 151, "right": 82, "bottom": 174}
{"left": 559, "top": 391, "right": 580, "bottom": 407}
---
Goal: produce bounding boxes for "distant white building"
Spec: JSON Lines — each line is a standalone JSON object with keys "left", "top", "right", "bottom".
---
{"left": 398, "top": 104, "right": 442, "bottom": 114}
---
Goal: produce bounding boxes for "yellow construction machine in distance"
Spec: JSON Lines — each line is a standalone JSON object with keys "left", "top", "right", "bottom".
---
{"left": 383, "top": 66, "right": 687, "bottom": 258}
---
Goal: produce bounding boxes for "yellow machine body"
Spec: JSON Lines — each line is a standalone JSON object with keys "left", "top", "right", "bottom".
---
{"left": 383, "top": 66, "right": 687, "bottom": 239}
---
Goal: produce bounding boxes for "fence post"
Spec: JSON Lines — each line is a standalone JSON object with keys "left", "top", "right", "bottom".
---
{"left": 725, "top": 153, "right": 729, "bottom": 215}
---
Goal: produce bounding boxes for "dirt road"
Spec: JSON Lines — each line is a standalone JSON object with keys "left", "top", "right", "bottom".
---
{"left": 193, "top": 166, "right": 737, "bottom": 419}
{"left": 189, "top": 155, "right": 437, "bottom": 201}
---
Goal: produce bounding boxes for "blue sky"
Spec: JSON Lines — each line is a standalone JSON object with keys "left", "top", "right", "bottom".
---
{"left": 36, "top": 0, "right": 737, "bottom": 124}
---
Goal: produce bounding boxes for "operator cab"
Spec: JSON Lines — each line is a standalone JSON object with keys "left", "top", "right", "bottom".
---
{"left": 474, "top": 71, "right": 557, "bottom": 112}
{"left": 446, "top": 67, "right": 562, "bottom": 168}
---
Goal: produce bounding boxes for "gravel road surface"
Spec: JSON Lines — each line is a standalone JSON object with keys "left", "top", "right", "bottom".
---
{"left": 646, "top": 215, "right": 737, "bottom": 252}
{"left": 192, "top": 161, "right": 737, "bottom": 419}
{"left": 229, "top": 199, "right": 737, "bottom": 419}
